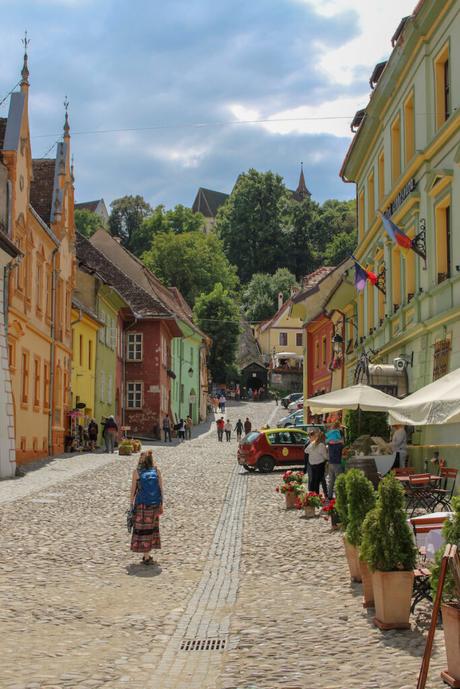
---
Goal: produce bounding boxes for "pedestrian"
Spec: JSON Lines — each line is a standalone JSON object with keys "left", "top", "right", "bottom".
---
{"left": 273, "top": 390, "right": 279, "bottom": 406}
{"left": 253, "top": 388, "right": 258, "bottom": 402}
{"left": 224, "top": 419, "right": 232, "bottom": 442}
{"left": 391, "top": 424, "right": 407, "bottom": 468}
{"left": 162, "top": 415, "right": 172, "bottom": 443}
{"left": 326, "top": 421, "right": 344, "bottom": 499}
{"left": 235, "top": 384, "right": 240, "bottom": 401}
{"left": 234, "top": 418, "right": 244, "bottom": 441}
{"left": 307, "top": 429, "right": 328, "bottom": 495}
{"left": 213, "top": 396, "right": 219, "bottom": 413}
{"left": 129, "top": 450, "right": 163, "bottom": 565}
{"left": 244, "top": 417, "right": 252, "bottom": 435}
{"left": 220, "top": 395, "right": 227, "bottom": 413}
{"left": 178, "top": 418, "right": 186, "bottom": 441}
{"left": 303, "top": 431, "right": 314, "bottom": 484}
{"left": 216, "top": 416, "right": 225, "bottom": 442}
{"left": 104, "top": 415, "right": 118, "bottom": 453}
{"left": 185, "top": 415, "right": 193, "bottom": 440}
{"left": 87, "top": 418, "right": 98, "bottom": 451}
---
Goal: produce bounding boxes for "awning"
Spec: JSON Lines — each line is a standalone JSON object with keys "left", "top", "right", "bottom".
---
{"left": 389, "top": 367, "right": 460, "bottom": 425}
{"left": 275, "top": 352, "right": 303, "bottom": 360}
{"left": 306, "top": 384, "right": 397, "bottom": 413}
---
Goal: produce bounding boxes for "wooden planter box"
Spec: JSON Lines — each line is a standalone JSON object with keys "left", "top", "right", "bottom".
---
{"left": 372, "top": 570, "right": 414, "bottom": 630}
{"left": 343, "top": 536, "right": 362, "bottom": 582}
{"left": 441, "top": 603, "right": 460, "bottom": 688}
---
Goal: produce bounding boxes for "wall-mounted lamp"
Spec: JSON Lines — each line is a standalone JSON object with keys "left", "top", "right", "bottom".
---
{"left": 188, "top": 367, "right": 194, "bottom": 377}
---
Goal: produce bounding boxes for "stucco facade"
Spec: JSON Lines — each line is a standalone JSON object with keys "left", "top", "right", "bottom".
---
{"left": 341, "top": 0, "right": 460, "bottom": 468}
{"left": 71, "top": 303, "right": 100, "bottom": 424}
{"left": 171, "top": 334, "right": 201, "bottom": 425}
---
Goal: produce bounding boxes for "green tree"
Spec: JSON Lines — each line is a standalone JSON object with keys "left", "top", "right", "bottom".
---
{"left": 323, "top": 230, "right": 357, "bottom": 266}
{"left": 74, "top": 209, "right": 102, "bottom": 238}
{"left": 193, "top": 283, "right": 240, "bottom": 384}
{"left": 216, "top": 169, "right": 288, "bottom": 282}
{"left": 141, "top": 204, "right": 205, "bottom": 238}
{"left": 282, "top": 197, "right": 320, "bottom": 278}
{"left": 108, "top": 195, "right": 152, "bottom": 254}
{"left": 242, "top": 268, "right": 298, "bottom": 322}
{"left": 142, "top": 231, "right": 238, "bottom": 307}
{"left": 313, "top": 199, "right": 355, "bottom": 252}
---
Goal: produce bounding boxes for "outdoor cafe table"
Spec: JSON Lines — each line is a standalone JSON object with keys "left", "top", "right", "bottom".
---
{"left": 395, "top": 474, "right": 442, "bottom": 484}
{"left": 410, "top": 511, "right": 453, "bottom": 560}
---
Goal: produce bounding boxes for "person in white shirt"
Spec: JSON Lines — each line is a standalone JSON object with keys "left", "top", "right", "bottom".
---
{"left": 307, "top": 430, "right": 328, "bottom": 494}
{"left": 224, "top": 420, "right": 232, "bottom": 442}
{"left": 391, "top": 424, "right": 407, "bottom": 468}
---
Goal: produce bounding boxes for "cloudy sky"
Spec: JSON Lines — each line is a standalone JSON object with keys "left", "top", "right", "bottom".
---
{"left": 0, "top": 0, "right": 416, "bottom": 210}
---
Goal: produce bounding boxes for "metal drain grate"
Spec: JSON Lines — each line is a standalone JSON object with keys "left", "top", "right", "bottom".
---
{"left": 180, "top": 637, "right": 227, "bottom": 652}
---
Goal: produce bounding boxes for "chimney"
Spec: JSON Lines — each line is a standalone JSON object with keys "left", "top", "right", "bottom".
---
{"left": 278, "top": 292, "right": 283, "bottom": 310}
{"left": 290, "top": 286, "right": 299, "bottom": 297}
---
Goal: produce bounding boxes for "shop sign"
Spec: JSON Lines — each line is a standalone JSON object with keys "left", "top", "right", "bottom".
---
{"left": 384, "top": 178, "right": 416, "bottom": 217}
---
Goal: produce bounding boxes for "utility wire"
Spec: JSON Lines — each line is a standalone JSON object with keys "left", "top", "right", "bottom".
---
{"left": 0, "top": 80, "right": 21, "bottom": 109}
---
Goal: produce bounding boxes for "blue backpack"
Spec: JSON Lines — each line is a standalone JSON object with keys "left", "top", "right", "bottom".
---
{"left": 136, "top": 468, "right": 162, "bottom": 506}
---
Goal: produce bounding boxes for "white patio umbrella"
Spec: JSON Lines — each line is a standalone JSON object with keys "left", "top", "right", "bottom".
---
{"left": 306, "top": 384, "right": 398, "bottom": 413}
{"left": 389, "top": 367, "right": 460, "bottom": 425}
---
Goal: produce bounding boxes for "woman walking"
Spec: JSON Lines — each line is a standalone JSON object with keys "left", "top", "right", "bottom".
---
{"left": 178, "top": 418, "right": 186, "bottom": 441}
{"left": 224, "top": 419, "right": 232, "bottom": 442}
{"left": 234, "top": 418, "right": 244, "bottom": 441}
{"left": 130, "top": 450, "right": 163, "bottom": 565}
{"left": 307, "top": 430, "right": 328, "bottom": 495}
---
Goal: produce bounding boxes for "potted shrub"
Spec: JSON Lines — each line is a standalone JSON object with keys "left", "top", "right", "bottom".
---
{"left": 118, "top": 440, "right": 133, "bottom": 456}
{"left": 361, "top": 473, "right": 417, "bottom": 630}
{"left": 275, "top": 470, "right": 305, "bottom": 509}
{"left": 345, "top": 469, "right": 376, "bottom": 607}
{"left": 430, "top": 496, "right": 460, "bottom": 687}
{"left": 131, "top": 439, "right": 142, "bottom": 453}
{"left": 335, "top": 473, "right": 361, "bottom": 582}
{"left": 295, "top": 491, "right": 323, "bottom": 519}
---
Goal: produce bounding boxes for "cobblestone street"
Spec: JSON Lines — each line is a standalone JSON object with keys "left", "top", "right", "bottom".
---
{"left": 0, "top": 400, "right": 448, "bottom": 689}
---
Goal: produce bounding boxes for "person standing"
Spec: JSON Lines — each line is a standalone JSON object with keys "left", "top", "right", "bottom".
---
{"left": 244, "top": 417, "right": 252, "bottom": 435}
{"left": 162, "top": 415, "right": 172, "bottom": 443}
{"left": 303, "top": 431, "right": 314, "bottom": 484}
{"left": 87, "top": 419, "right": 98, "bottom": 451}
{"left": 307, "top": 430, "right": 328, "bottom": 495}
{"left": 224, "top": 419, "right": 232, "bottom": 442}
{"left": 104, "top": 415, "right": 118, "bottom": 453}
{"left": 234, "top": 418, "right": 244, "bottom": 441}
{"left": 178, "top": 418, "right": 186, "bottom": 441}
{"left": 326, "top": 422, "right": 344, "bottom": 499}
{"left": 130, "top": 450, "right": 163, "bottom": 565}
{"left": 185, "top": 415, "right": 193, "bottom": 440}
{"left": 216, "top": 416, "right": 225, "bottom": 442}
{"left": 220, "top": 395, "right": 227, "bottom": 413}
{"left": 391, "top": 424, "right": 407, "bottom": 468}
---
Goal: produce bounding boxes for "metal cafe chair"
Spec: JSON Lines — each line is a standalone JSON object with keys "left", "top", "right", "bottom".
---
{"left": 428, "top": 467, "right": 458, "bottom": 512}
{"left": 410, "top": 514, "right": 448, "bottom": 613}
{"left": 406, "top": 474, "right": 437, "bottom": 517}
{"left": 394, "top": 466, "right": 416, "bottom": 476}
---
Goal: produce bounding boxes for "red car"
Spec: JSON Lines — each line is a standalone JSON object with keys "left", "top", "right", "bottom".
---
{"left": 237, "top": 427, "right": 309, "bottom": 473}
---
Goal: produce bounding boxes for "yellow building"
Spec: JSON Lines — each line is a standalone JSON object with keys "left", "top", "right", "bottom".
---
{"left": 1, "top": 48, "right": 75, "bottom": 463}
{"left": 254, "top": 294, "right": 304, "bottom": 367}
{"left": 71, "top": 299, "right": 102, "bottom": 430}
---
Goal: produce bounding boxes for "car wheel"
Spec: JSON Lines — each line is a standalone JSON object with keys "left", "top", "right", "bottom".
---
{"left": 257, "top": 455, "right": 275, "bottom": 473}
{"left": 243, "top": 464, "right": 256, "bottom": 472}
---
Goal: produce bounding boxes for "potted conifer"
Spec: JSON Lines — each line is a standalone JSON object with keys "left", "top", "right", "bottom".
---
{"left": 430, "top": 496, "right": 460, "bottom": 687}
{"left": 361, "top": 473, "right": 416, "bottom": 630}
{"left": 335, "top": 473, "right": 361, "bottom": 582}
{"left": 345, "top": 469, "right": 376, "bottom": 607}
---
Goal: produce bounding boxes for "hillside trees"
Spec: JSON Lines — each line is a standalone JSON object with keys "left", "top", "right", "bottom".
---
{"left": 242, "top": 268, "right": 298, "bottom": 322}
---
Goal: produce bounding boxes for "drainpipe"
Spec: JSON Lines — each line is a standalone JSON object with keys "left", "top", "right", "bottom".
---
{"left": 48, "top": 247, "right": 59, "bottom": 457}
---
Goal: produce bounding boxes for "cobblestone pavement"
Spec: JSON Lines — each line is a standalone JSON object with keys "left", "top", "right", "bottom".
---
{"left": 0, "top": 401, "right": 448, "bottom": 689}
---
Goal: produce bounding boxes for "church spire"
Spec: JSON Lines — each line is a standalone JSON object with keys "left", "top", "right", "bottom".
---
{"left": 20, "top": 30, "right": 30, "bottom": 90}
{"left": 293, "top": 162, "right": 311, "bottom": 201}
{"left": 63, "top": 95, "right": 70, "bottom": 139}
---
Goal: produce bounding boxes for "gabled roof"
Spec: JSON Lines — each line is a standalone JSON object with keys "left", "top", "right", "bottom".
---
{"left": 75, "top": 200, "right": 102, "bottom": 213}
{"left": 293, "top": 260, "right": 354, "bottom": 325}
{"left": 72, "top": 296, "right": 104, "bottom": 326}
{"left": 192, "top": 187, "right": 229, "bottom": 218}
{"left": 301, "top": 266, "right": 336, "bottom": 290}
{"left": 237, "top": 321, "right": 265, "bottom": 370}
{"left": 30, "top": 159, "right": 56, "bottom": 225}
{"left": 259, "top": 297, "right": 299, "bottom": 333}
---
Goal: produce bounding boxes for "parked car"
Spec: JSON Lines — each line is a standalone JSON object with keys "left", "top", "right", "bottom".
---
{"left": 288, "top": 397, "right": 303, "bottom": 411}
{"left": 281, "top": 392, "right": 302, "bottom": 409}
{"left": 237, "top": 427, "right": 309, "bottom": 473}
{"left": 279, "top": 409, "right": 304, "bottom": 427}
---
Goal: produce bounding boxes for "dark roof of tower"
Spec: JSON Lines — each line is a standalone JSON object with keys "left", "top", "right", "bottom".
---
{"left": 30, "top": 159, "right": 56, "bottom": 225}
{"left": 75, "top": 200, "right": 102, "bottom": 213}
{"left": 292, "top": 164, "right": 311, "bottom": 201}
{"left": 192, "top": 187, "right": 229, "bottom": 218}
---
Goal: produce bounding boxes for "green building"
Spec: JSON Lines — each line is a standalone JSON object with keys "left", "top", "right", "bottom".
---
{"left": 170, "top": 326, "right": 203, "bottom": 425}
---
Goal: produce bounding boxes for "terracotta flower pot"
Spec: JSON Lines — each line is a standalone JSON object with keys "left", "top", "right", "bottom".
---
{"left": 343, "top": 536, "right": 362, "bottom": 582}
{"left": 118, "top": 445, "right": 132, "bottom": 456}
{"left": 359, "top": 559, "right": 374, "bottom": 608}
{"left": 285, "top": 492, "right": 297, "bottom": 510}
{"left": 372, "top": 570, "right": 414, "bottom": 630}
{"left": 441, "top": 603, "right": 460, "bottom": 687}
{"left": 304, "top": 505, "right": 316, "bottom": 518}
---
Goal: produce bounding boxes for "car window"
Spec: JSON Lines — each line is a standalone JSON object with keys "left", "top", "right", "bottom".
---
{"left": 266, "top": 432, "right": 280, "bottom": 444}
{"left": 290, "top": 431, "right": 307, "bottom": 444}
{"left": 278, "top": 432, "right": 293, "bottom": 444}
{"left": 244, "top": 432, "right": 260, "bottom": 443}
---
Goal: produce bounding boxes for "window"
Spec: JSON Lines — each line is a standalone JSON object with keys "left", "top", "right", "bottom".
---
{"left": 296, "top": 333, "right": 303, "bottom": 347}
{"left": 43, "top": 362, "right": 50, "bottom": 409}
{"left": 33, "top": 357, "right": 41, "bottom": 407}
{"left": 367, "top": 171, "right": 375, "bottom": 225}
{"left": 15, "top": 238, "right": 24, "bottom": 291}
{"left": 406, "top": 247, "right": 416, "bottom": 302}
{"left": 127, "top": 382, "right": 142, "bottom": 409}
{"left": 377, "top": 262, "right": 385, "bottom": 323}
{"left": 367, "top": 280, "right": 374, "bottom": 333}
{"left": 54, "top": 365, "right": 62, "bottom": 425}
{"left": 79, "top": 334, "right": 83, "bottom": 367}
{"left": 180, "top": 383, "right": 184, "bottom": 403}
{"left": 378, "top": 150, "right": 385, "bottom": 204}
{"left": 279, "top": 332, "right": 288, "bottom": 346}
{"left": 127, "top": 333, "right": 143, "bottom": 361}
{"left": 65, "top": 289, "right": 71, "bottom": 333}
{"left": 88, "top": 339, "right": 93, "bottom": 370}
{"left": 315, "top": 341, "right": 320, "bottom": 368}
{"left": 8, "top": 341, "right": 16, "bottom": 369}
{"left": 392, "top": 247, "right": 401, "bottom": 310}
{"left": 391, "top": 114, "right": 401, "bottom": 182}
{"left": 45, "top": 269, "right": 52, "bottom": 320}
{"left": 358, "top": 190, "right": 365, "bottom": 238}
{"left": 36, "top": 260, "right": 43, "bottom": 314}
{"left": 433, "top": 339, "right": 451, "bottom": 380}
{"left": 322, "top": 336, "right": 327, "bottom": 366}
{"left": 435, "top": 199, "right": 451, "bottom": 283}
{"left": 404, "top": 92, "right": 415, "bottom": 164}
{"left": 21, "top": 350, "right": 29, "bottom": 404}
{"left": 435, "top": 43, "right": 450, "bottom": 129}
{"left": 358, "top": 292, "right": 364, "bottom": 338}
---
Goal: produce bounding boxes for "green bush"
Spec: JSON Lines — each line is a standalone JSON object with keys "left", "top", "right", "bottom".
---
{"left": 345, "top": 469, "right": 376, "bottom": 547}
{"left": 344, "top": 410, "right": 389, "bottom": 444}
{"left": 334, "top": 473, "right": 349, "bottom": 529}
{"left": 361, "top": 473, "right": 416, "bottom": 572}
{"left": 430, "top": 496, "right": 460, "bottom": 601}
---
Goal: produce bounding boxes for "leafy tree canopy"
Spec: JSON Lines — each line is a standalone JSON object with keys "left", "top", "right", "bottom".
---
{"left": 75, "top": 209, "right": 103, "bottom": 238}
{"left": 108, "top": 195, "right": 152, "bottom": 255}
{"left": 242, "top": 268, "right": 298, "bottom": 322}
{"left": 142, "top": 204, "right": 205, "bottom": 237}
{"left": 193, "top": 283, "right": 240, "bottom": 384}
{"left": 324, "top": 230, "right": 357, "bottom": 267}
{"left": 142, "top": 230, "right": 238, "bottom": 307}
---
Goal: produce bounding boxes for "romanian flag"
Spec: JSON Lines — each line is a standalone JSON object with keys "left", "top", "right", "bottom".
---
{"left": 378, "top": 211, "right": 412, "bottom": 249}
{"left": 354, "top": 260, "right": 377, "bottom": 291}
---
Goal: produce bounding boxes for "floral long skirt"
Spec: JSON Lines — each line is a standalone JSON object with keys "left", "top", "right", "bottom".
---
{"left": 130, "top": 504, "right": 161, "bottom": 553}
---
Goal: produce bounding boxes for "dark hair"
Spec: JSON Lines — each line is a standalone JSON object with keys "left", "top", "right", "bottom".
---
{"left": 137, "top": 450, "right": 154, "bottom": 472}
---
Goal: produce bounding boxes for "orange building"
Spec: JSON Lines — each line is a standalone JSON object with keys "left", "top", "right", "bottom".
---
{"left": 0, "top": 47, "right": 75, "bottom": 463}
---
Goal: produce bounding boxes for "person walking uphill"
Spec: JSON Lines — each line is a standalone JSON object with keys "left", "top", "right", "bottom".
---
{"left": 130, "top": 450, "right": 163, "bottom": 565}
{"left": 162, "top": 415, "right": 172, "bottom": 443}
{"left": 234, "top": 418, "right": 244, "bottom": 441}
{"left": 104, "top": 415, "right": 118, "bottom": 453}
{"left": 224, "top": 419, "right": 232, "bottom": 442}
{"left": 244, "top": 417, "right": 252, "bottom": 435}
{"left": 216, "top": 416, "right": 225, "bottom": 442}
{"left": 87, "top": 419, "right": 98, "bottom": 451}
{"left": 185, "top": 415, "right": 193, "bottom": 440}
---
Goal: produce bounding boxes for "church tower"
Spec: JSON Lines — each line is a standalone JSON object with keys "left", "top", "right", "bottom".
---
{"left": 293, "top": 162, "right": 311, "bottom": 201}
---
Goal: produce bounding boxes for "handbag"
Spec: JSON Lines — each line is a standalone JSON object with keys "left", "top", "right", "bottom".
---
{"left": 126, "top": 506, "right": 136, "bottom": 533}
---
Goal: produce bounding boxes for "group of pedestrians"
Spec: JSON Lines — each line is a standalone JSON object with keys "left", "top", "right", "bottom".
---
{"left": 211, "top": 394, "right": 227, "bottom": 413}
{"left": 304, "top": 422, "right": 344, "bottom": 500}
{"left": 162, "top": 414, "right": 193, "bottom": 442}
{"left": 216, "top": 416, "right": 252, "bottom": 442}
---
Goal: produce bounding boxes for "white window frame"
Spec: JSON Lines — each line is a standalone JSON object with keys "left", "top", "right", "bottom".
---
{"left": 127, "top": 381, "right": 143, "bottom": 409}
{"left": 127, "top": 333, "right": 143, "bottom": 361}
